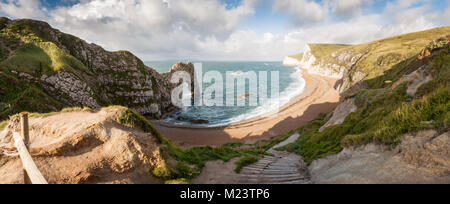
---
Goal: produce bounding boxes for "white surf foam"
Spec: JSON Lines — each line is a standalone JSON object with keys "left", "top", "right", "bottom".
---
{"left": 165, "top": 65, "right": 306, "bottom": 128}
{"left": 223, "top": 67, "right": 305, "bottom": 126}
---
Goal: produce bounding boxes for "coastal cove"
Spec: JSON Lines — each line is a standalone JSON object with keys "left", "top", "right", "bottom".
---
{"left": 146, "top": 61, "right": 307, "bottom": 128}
{"left": 0, "top": 14, "right": 448, "bottom": 185}
{"left": 152, "top": 68, "right": 340, "bottom": 147}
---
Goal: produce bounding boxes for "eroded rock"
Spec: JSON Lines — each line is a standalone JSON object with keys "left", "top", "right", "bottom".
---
{"left": 0, "top": 108, "right": 168, "bottom": 184}
{"left": 319, "top": 98, "right": 357, "bottom": 132}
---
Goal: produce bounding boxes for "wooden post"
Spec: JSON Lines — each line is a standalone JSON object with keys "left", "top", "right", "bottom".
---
{"left": 20, "top": 113, "right": 31, "bottom": 184}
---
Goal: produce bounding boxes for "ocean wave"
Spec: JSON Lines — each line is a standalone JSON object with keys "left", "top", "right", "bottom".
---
{"left": 221, "top": 67, "right": 305, "bottom": 126}
{"left": 172, "top": 67, "right": 305, "bottom": 127}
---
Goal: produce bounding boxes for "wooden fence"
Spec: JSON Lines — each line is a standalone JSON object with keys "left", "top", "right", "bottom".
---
{"left": 12, "top": 113, "right": 48, "bottom": 184}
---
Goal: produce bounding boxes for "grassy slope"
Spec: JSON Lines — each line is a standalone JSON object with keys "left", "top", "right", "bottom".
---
{"left": 315, "top": 27, "right": 450, "bottom": 80}
{"left": 0, "top": 71, "right": 64, "bottom": 120}
{"left": 280, "top": 38, "right": 450, "bottom": 164}
{"left": 309, "top": 43, "right": 351, "bottom": 60}
{"left": 0, "top": 19, "right": 162, "bottom": 118}
{"left": 0, "top": 19, "right": 94, "bottom": 120}
{"left": 0, "top": 19, "right": 92, "bottom": 76}
{"left": 288, "top": 44, "right": 350, "bottom": 64}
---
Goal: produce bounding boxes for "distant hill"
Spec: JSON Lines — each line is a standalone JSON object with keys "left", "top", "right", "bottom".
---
{"left": 296, "top": 27, "right": 450, "bottom": 92}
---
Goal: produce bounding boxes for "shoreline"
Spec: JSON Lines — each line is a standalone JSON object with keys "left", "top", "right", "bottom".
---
{"left": 152, "top": 69, "right": 341, "bottom": 147}
{"left": 158, "top": 67, "right": 306, "bottom": 129}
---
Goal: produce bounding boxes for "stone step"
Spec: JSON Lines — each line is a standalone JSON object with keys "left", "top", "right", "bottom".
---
{"left": 266, "top": 165, "right": 298, "bottom": 169}
{"left": 260, "top": 170, "right": 300, "bottom": 175}
{"left": 260, "top": 176, "right": 307, "bottom": 183}
{"left": 246, "top": 164, "right": 270, "bottom": 169}
{"left": 241, "top": 169, "right": 299, "bottom": 175}
{"left": 263, "top": 166, "right": 298, "bottom": 171}
{"left": 239, "top": 173, "right": 304, "bottom": 179}
{"left": 275, "top": 179, "right": 309, "bottom": 184}
{"left": 254, "top": 160, "right": 277, "bottom": 164}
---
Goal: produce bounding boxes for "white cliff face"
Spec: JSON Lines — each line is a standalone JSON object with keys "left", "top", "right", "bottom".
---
{"left": 298, "top": 44, "right": 347, "bottom": 79}
{"left": 282, "top": 56, "right": 300, "bottom": 66}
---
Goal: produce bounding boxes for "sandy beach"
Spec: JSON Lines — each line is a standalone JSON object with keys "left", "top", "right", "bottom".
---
{"left": 152, "top": 69, "right": 341, "bottom": 147}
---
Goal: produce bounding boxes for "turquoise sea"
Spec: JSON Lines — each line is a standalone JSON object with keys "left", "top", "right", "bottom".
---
{"left": 146, "top": 61, "right": 305, "bottom": 127}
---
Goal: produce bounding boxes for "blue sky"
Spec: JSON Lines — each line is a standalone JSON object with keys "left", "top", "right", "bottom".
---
{"left": 0, "top": 0, "right": 449, "bottom": 61}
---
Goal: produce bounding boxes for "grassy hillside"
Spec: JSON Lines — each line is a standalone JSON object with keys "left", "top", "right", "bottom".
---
{"left": 309, "top": 43, "right": 351, "bottom": 60}
{"left": 280, "top": 36, "right": 450, "bottom": 163}
{"left": 0, "top": 18, "right": 94, "bottom": 119}
{"left": 0, "top": 70, "right": 64, "bottom": 119}
{"left": 288, "top": 53, "right": 304, "bottom": 61}
{"left": 312, "top": 27, "right": 450, "bottom": 81}
{"left": 0, "top": 18, "right": 174, "bottom": 120}
{"left": 0, "top": 18, "right": 92, "bottom": 76}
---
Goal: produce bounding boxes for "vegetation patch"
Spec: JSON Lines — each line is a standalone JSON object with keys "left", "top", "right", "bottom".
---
{"left": 115, "top": 108, "right": 272, "bottom": 179}
{"left": 280, "top": 42, "right": 450, "bottom": 164}
{"left": 234, "top": 155, "right": 261, "bottom": 173}
{"left": 0, "top": 84, "right": 64, "bottom": 120}
{"left": 0, "top": 120, "right": 8, "bottom": 130}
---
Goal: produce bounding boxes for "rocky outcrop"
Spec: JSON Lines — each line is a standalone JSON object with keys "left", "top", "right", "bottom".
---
{"left": 0, "top": 18, "right": 196, "bottom": 119}
{"left": 162, "top": 62, "right": 201, "bottom": 99}
{"left": 392, "top": 66, "right": 433, "bottom": 97}
{"left": 299, "top": 44, "right": 366, "bottom": 80}
{"left": 308, "top": 130, "right": 450, "bottom": 184}
{"left": 299, "top": 45, "right": 347, "bottom": 79}
{"left": 319, "top": 98, "right": 357, "bottom": 132}
{"left": 0, "top": 108, "right": 169, "bottom": 184}
{"left": 282, "top": 56, "right": 300, "bottom": 66}
{"left": 41, "top": 72, "right": 100, "bottom": 109}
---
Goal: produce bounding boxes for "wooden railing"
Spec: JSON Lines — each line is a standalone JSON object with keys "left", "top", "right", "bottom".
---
{"left": 12, "top": 113, "right": 48, "bottom": 184}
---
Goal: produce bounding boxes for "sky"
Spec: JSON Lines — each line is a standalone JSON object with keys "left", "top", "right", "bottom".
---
{"left": 0, "top": 0, "right": 449, "bottom": 61}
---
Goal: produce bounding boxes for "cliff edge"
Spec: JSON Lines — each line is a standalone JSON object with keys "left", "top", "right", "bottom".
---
{"left": 0, "top": 17, "right": 195, "bottom": 120}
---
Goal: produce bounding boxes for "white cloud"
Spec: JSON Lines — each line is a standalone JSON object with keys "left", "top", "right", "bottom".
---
{"left": 332, "top": 0, "right": 367, "bottom": 16}
{"left": 47, "top": 0, "right": 260, "bottom": 59}
{"left": 0, "top": 0, "right": 46, "bottom": 19}
{"left": 0, "top": 0, "right": 446, "bottom": 61}
{"left": 272, "top": 0, "right": 327, "bottom": 25}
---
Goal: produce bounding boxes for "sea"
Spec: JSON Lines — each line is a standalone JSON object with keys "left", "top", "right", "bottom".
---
{"left": 146, "top": 61, "right": 305, "bottom": 127}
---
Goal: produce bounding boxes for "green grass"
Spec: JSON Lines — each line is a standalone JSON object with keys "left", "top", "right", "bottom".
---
{"left": 234, "top": 155, "right": 261, "bottom": 173}
{"left": 0, "top": 42, "right": 92, "bottom": 77}
{"left": 0, "top": 18, "right": 170, "bottom": 120}
{"left": 0, "top": 120, "right": 7, "bottom": 130}
{"left": 307, "top": 27, "right": 450, "bottom": 82}
{"left": 280, "top": 42, "right": 450, "bottom": 164}
{"left": 341, "top": 27, "right": 450, "bottom": 79}
{"left": 60, "top": 107, "right": 94, "bottom": 113}
{"left": 165, "top": 178, "right": 191, "bottom": 184}
{"left": 0, "top": 85, "right": 64, "bottom": 120}
{"left": 309, "top": 44, "right": 351, "bottom": 59}
{"left": 115, "top": 108, "right": 272, "bottom": 179}
{"left": 0, "top": 19, "right": 99, "bottom": 120}
{"left": 0, "top": 19, "right": 92, "bottom": 77}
